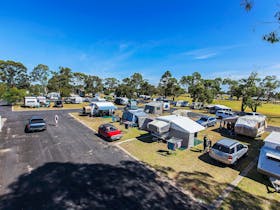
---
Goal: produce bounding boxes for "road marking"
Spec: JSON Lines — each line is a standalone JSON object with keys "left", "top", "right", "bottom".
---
{"left": 114, "top": 138, "right": 135, "bottom": 145}
{"left": 210, "top": 158, "right": 258, "bottom": 209}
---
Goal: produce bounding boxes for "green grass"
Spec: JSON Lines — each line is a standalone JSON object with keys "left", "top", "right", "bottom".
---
{"left": 120, "top": 125, "right": 270, "bottom": 206}
{"left": 221, "top": 167, "right": 280, "bottom": 210}
{"left": 70, "top": 112, "right": 148, "bottom": 142}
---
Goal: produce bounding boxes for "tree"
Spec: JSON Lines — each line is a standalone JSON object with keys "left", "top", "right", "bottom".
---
{"left": 104, "top": 77, "right": 119, "bottom": 94}
{"left": 242, "top": 0, "right": 280, "bottom": 43}
{"left": 2, "top": 87, "right": 26, "bottom": 104}
{"left": 30, "top": 64, "right": 50, "bottom": 94}
{"left": 222, "top": 78, "right": 243, "bottom": 100}
{"left": 47, "top": 67, "right": 73, "bottom": 97}
{"left": 85, "top": 75, "right": 103, "bottom": 95}
{"left": 0, "top": 60, "right": 30, "bottom": 89}
{"left": 260, "top": 75, "right": 280, "bottom": 102}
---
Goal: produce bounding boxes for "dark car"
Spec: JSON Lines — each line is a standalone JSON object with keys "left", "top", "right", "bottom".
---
{"left": 196, "top": 116, "right": 217, "bottom": 127}
{"left": 25, "top": 116, "right": 47, "bottom": 133}
{"left": 98, "top": 123, "right": 122, "bottom": 141}
{"left": 53, "top": 100, "right": 63, "bottom": 108}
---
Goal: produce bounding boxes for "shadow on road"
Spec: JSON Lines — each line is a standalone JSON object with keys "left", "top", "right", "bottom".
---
{"left": 0, "top": 161, "right": 204, "bottom": 210}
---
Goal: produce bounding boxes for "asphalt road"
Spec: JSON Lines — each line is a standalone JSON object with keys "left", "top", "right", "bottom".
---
{"left": 0, "top": 106, "right": 204, "bottom": 210}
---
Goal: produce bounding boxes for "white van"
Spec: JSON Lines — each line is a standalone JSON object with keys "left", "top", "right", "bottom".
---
{"left": 216, "top": 110, "right": 235, "bottom": 119}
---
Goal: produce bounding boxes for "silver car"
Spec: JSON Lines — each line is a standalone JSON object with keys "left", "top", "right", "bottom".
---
{"left": 209, "top": 138, "right": 248, "bottom": 165}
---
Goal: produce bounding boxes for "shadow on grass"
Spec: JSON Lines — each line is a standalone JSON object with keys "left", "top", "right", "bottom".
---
{"left": 0, "top": 161, "right": 204, "bottom": 210}
{"left": 198, "top": 152, "right": 227, "bottom": 168}
{"left": 136, "top": 133, "right": 154, "bottom": 143}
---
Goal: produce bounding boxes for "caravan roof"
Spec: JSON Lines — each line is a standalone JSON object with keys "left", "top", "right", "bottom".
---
{"left": 91, "top": 102, "right": 116, "bottom": 110}
{"left": 146, "top": 102, "right": 162, "bottom": 107}
{"left": 264, "top": 132, "right": 280, "bottom": 147}
{"left": 236, "top": 115, "right": 266, "bottom": 127}
{"left": 214, "top": 104, "right": 231, "bottom": 109}
{"left": 157, "top": 115, "right": 205, "bottom": 133}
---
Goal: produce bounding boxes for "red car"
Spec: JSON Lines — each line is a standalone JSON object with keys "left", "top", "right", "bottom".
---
{"left": 98, "top": 124, "right": 123, "bottom": 141}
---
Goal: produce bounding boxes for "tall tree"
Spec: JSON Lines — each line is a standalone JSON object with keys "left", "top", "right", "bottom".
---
{"left": 260, "top": 75, "right": 280, "bottom": 102}
{"left": 30, "top": 64, "right": 50, "bottom": 94}
{"left": 104, "top": 77, "right": 119, "bottom": 94}
{"left": 0, "top": 60, "right": 30, "bottom": 89}
{"left": 85, "top": 75, "right": 103, "bottom": 95}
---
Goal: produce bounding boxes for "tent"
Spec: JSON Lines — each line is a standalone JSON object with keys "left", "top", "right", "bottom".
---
{"left": 147, "top": 115, "right": 205, "bottom": 148}
{"left": 234, "top": 115, "right": 266, "bottom": 138}
{"left": 122, "top": 109, "right": 149, "bottom": 128}
{"left": 144, "top": 102, "right": 163, "bottom": 115}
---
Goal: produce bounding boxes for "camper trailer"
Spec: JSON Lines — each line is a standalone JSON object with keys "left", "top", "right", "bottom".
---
{"left": 122, "top": 109, "right": 148, "bottom": 128}
{"left": 114, "top": 97, "right": 129, "bottom": 105}
{"left": 47, "top": 92, "right": 60, "bottom": 100}
{"left": 147, "top": 115, "right": 205, "bottom": 148}
{"left": 190, "top": 102, "right": 204, "bottom": 110}
{"left": 83, "top": 102, "right": 116, "bottom": 117}
{"left": 24, "top": 97, "right": 40, "bottom": 108}
{"left": 144, "top": 102, "right": 163, "bottom": 115}
{"left": 70, "top": 96, "right": 83, "bottom": 104}
{"left": 234, "top": 115, "right": 266, "bottom": 138}
{"left": 257, "top": 132, "right": 280, "bottom": 192}
{"left": 175, "top": 100, "right": 189, "bottom": 107}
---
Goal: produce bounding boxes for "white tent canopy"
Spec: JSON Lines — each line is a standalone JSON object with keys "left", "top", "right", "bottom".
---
{"left": 156, "top": 115, "right": 205, "bottom": 133}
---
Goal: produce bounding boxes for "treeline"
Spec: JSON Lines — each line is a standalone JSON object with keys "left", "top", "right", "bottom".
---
{"left": 0, "top": 59, "right": 280, "bottom": 111}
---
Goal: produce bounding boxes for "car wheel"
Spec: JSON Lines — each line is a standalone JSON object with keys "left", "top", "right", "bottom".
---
{"left": 24, "top": 127, "right": 29, "bottom": 133}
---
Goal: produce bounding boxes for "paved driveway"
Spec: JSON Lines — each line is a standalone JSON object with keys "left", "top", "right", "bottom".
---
{"left": 0, "top": 106, "right": 204, "bottom": 210}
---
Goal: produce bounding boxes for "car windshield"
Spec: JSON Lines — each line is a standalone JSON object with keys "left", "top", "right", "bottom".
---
{"left": 200, "top": 117, "right": 208, "bottom": 121}
{"left": 212, "top": 143, "right": 231, "bottom": 153}
{"left": 31, "top": 119, "right": 45, "bottom": 124}
{"left": 107, "top": 126, "right": 117, "bottom": 132}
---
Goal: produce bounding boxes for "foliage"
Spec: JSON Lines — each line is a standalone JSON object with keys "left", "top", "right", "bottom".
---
{"left": 2, "top": 87, "right": 26, "bottom": 104}
{"left": 30, "top": 64, "right": 50, "bottom": 94}
{"left": 103, "top": 77, "right": 119, "bottom": 94}
{"left": 84, "top": 75, "right": 103, "bottom": 95}
{"left": 0, "top": 60, "right": 30, "bottom": 89}
{"left": 159, "top": 71, "right": 183, "bottom": 99}
{"left": 180, "top": 72, "right": 221, "bottom": 104}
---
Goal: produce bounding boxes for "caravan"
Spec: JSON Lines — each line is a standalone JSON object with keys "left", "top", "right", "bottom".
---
{"left": 24, "top": 97, "right": 40, "bottom": 108}
{"left": 257, "top": 132, "right": 280, "bottom": 192}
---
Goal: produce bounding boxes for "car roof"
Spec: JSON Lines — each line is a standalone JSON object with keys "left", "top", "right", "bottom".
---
{"left": 216, "top": 138, "right": 239, "bottom": 147}
{"left": 102, "top": 123, "right": 115, "bottom": 128}
{"left": 30, "top": 116, "right": 44, "bottom": 120}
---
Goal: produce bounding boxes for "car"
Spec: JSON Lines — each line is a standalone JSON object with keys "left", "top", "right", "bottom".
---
{"left": 53, "top": 100, "right": 63, "bottom": 108}
{"left": 196, "top": 116, "right": 217, "bottom": 127}
{"left": 25, "top": 116, "right": 47, "bottom": 133}
{"left": 98, "top": 123, "right": 122, "bottom": 141}
{"left": 215, "top": 110, "right": 236, "bottom": 119}
{"left": 209, "top": 138, "right": 248, "bottom": 165}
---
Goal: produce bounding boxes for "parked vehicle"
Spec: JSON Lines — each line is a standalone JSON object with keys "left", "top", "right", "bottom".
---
{"left": 237, "top": 111, "right": 262, "bottom": 116}
{"left": 196, "top": 116, "right": 217, "bottom": 127}
{"left": 70, "top": 96, "right": 83, "bottom": 104}
{"left": 216, "top": 110, "right": 236, "bottom": 119}
{"left": 175, "top": 100, "right": 189, "bottom": 107}
{"left": 209, "top": 105, "right": 232, "bottom": 114}
{"left": 257, "top": 132, "right": 280, "bottom": 192}
{"left": 98, "top": 124, "right": 122, "bottom": 141}
{"left": 209, "top": 138, "right": 248, "bottom": 165}
{"left": 53, "top": 100, "right": 63, "bottom": 108}
{"left": 114, "top": 97, "right": 129, "bottom": 105}
{"left": 25, "top": 116, "right": 47, "bottom": 133}
{"left": 190, "top": 102, "right": 203, "bottom": 110}
{"left": 47, "top": 92, "right": 60, "bottom": 100}
{"left": 24, "top": 96, "right": 40, "bottom": 108}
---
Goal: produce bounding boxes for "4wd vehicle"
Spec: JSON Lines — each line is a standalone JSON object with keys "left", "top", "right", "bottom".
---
{"left": 98, "top": 124, "right": 122, "bottom": 141}
{"left": 25, "top": 116, "right": 47, "bottom": 133}
{"left": 209, "top": 138, "right": 248, "bottom": 165}
{"left": 196, "top": 116, "right": 217, "bottom": 127}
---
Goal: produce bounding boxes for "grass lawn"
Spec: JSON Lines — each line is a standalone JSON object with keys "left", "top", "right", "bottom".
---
{"left": 120, "top": 125, "right": 273, "bottom": 207}
{"left": 70, "top": 111, "right": 148, "bottom": 142}
{"left": 221, "top": 167, "right": 280, "bottom": 210}
{"left": 13, "top": 102, "right": 89, "bottom": 111}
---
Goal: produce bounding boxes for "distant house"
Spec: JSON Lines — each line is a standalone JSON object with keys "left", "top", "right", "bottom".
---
{"left": 147, "top": 115, "right": 205, "bottom": 148}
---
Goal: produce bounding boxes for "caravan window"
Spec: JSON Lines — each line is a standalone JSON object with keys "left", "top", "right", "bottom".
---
{"left": 156, "top": 107, "right": 160, "bottom": 110}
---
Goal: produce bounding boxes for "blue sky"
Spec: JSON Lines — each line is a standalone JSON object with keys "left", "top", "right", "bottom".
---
{"left": 1, "top": 0, "right": 280, "bottom": 84}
